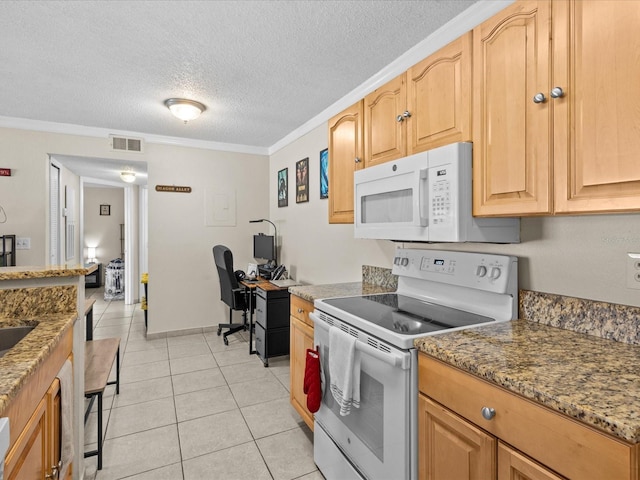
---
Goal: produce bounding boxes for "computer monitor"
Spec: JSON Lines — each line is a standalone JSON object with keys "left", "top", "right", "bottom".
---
{"left": 253, "top": 234, "right": 275, "bottom": 262}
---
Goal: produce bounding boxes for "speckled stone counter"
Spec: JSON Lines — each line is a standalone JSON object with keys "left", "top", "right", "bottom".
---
{"left": 288, "top": 264, "right": 397, "bottom": 302}
{"left": 0, "top": 313, "right": 76, "bottom": 415}
{"left": 289, "top": 281, "right": 395, "bottom": 303}
{"left": 415, "top": 319, "right": 640, "bottom": 443}
{"left": 0, "top": 264, "right": 93, "bottom": 280}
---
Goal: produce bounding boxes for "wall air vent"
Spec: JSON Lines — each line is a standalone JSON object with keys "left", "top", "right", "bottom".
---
{"left": 109, "top": 135, "right": 144, "bottom": 153}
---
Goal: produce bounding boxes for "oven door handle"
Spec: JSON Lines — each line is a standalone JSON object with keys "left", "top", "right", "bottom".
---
{"left": 310, "top": 312, "right": 410, "bottom": 370}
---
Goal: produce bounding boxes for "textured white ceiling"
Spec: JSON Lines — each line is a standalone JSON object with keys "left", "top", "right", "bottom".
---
{"left": 0, "top": 0, "right": 478, "bottom": 152}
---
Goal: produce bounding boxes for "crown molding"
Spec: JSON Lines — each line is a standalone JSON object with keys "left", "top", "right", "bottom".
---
{"left": 0, "top": 115, "right": 269, "bottom": 156}
{"left": 268, "top": 0, "right": 515, "bottom": 155}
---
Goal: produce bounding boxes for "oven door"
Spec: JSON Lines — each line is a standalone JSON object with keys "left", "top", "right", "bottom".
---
{"left": 311, "top": 311, "right": 417, "bottom": 480}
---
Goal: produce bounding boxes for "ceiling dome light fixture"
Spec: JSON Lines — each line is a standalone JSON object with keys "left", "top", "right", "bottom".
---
{"left": 164, "top": 98, "right": 206, "bottom": 123}
{"left": 120, "top": 168, "right": 136, "bottom": 183}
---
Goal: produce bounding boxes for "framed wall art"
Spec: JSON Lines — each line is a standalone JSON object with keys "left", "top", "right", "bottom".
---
{"left": 100, "top": 204, "right": 111, "bottom": 216}
{"left": 296, "top": 157, "right": 309, "bottom": 203}
{"left": 319, "top": 148, "right": 328, "bottom": 199}
{"left": 278, "top": 168, "right": 288, "bottom": 207}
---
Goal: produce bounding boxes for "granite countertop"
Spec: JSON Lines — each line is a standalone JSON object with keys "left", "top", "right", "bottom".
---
{"left": 0, "top": 313, "right": 76, "bottom": 415}
{"left": 0, "top": 264, "right": 94, "bottom": 280}
{"left": 415, "top": 319, "right": 640, "bottom": 443}
{"left": 289, "top": 281, "right": 396, "bottom": 303}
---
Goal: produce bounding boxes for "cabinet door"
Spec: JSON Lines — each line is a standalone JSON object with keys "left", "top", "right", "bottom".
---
{"left": 408, "top": 32, "right": 472, "bottom": 154}
{"left": 48, "top": 378, "right": 63, "bottom": 479}
{"left": 290, "top": 315, "right": 315, "bottom": 431}
{"left": 328, "top": 101, "right": 363, "bottom": 224}
{"left": 553, "top": 0, "right": 640, "bottom": 213}
{"left": 419, "top": 395, "right": 496, "bottom": 480}
{"left": 5, "top": 396, "right": 47, "bottom": 480}
{"left": 364, "top": 73, "right": 407, "bottom": 166}
{"left": 498, "top": 442, "right": 566, "bottom": 480}
{"left": 472, "top": 0, "right": 552, "bottom": 216}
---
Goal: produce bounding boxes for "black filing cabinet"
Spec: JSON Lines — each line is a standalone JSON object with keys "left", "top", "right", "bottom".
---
{"left": 255, "top": 286, "right": 290, "bottom": 366}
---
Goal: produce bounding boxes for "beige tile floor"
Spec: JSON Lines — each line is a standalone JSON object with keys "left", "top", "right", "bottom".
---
{"left": 83, "top": 288, "right": 322, "bottom": 480}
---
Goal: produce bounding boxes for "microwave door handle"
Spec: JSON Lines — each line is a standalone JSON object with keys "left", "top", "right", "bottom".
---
{"left": 419, "top": 168, "right": 428, "bottom": 227}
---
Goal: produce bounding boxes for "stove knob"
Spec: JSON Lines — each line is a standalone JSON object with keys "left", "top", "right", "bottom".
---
{"left": 401, "top": 258, "right": 409, "bottom": 267}
{"left": 490, "top": 267, "right": 501, "bottom": 279}
{"left": 476, "top": 265, "right": 487, "bottom": 277}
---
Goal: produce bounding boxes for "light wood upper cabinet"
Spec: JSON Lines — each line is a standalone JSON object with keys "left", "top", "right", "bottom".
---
{"left": 363, "top": 33, "right": 473, "bottom": 168}
{"left": 408, "top": 32, "right": 472, "bottom": 154}
{"left": 328, "top": 101, "right": 363, "bottom": 224}
{"left": 474, "top": 0, "right": 640, "bottom": 217}
{"left": 552, "top": 0, "right": 640, "bottom": 213}
{"left": 472, "top": 0, "right": 553, "bottom": 216}
{"left": 364, "top": 73, "right": 407, "bottom": 166}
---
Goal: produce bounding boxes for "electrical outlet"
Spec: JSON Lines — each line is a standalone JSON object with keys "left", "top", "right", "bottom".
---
{"left": 15, "top": 237, "right": 31, "bottom": 250}
{"left": 626, "top": 253, "right": 640, "bottom": 289}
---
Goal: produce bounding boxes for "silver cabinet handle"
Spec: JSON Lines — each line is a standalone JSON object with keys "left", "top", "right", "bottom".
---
{"left": 354, "top": 157, "right": 362, "bottom": 163}
{"left": 297, "top": 308, "right": 303, "bottom": 313}
{"left": 533, "top": 93, "right": 546, "bottom": 104}
{"left": 481, "top": 406, "right": 496, "bottom": 420}
{"left": 550, "top": 86, "right": 564, "bottom": 98}
{"left": 396, "top": 111, "right": 412, "bottom": 122}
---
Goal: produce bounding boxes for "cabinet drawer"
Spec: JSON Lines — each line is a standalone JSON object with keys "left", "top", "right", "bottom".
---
{"left": 290, "top": 295, "right": 313, "bottom": 327}
{"left": 419, "top": 354, "right": 637, "bottom": 480}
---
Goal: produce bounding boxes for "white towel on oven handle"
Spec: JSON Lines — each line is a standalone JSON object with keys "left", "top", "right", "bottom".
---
{"left": 328, "top": 326, "right": 361, "bottom": 416}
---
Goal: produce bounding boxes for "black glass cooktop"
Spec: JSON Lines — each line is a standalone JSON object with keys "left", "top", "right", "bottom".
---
{"left": 322, "top": 293, "right": 494, "bottom": 335}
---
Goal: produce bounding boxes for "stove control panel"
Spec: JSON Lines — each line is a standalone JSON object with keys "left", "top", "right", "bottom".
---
{"left": 392, "top": 248, "right": 517, "bottom": 294}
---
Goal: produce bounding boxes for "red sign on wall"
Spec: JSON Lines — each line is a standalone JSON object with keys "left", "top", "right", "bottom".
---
{"left": 0, "top": 168, "right": 11, "bottom": 177}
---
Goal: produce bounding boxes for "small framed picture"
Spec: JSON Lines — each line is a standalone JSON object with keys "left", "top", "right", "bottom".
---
{"left": 319, "top": 148, "right": 328, "bottom": 199}
{"left": 100, "top": 204, "right": 110, "bottom": 216}
{"left": 296, "top": 157, "right": 309, "bottom": 203}
{"left": 278, "top": 168, "right": 288, "bottom": 207}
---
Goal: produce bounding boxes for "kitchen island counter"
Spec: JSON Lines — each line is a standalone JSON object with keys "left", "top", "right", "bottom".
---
{"left": 415, "top": 318, "right": 640, "bottom": 443}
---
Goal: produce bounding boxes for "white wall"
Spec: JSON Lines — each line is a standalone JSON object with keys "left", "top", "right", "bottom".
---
{"left": 84, "top": 187, "right": 124, "bottom": 266}
{"left": 146, "top": 143, "right": 269, "bottom": 334}
{"left": 0, "top": 126, "right": 269, "bottom": 335}
{"left": 270, "top": 123, "right": 640, "bottom": 308}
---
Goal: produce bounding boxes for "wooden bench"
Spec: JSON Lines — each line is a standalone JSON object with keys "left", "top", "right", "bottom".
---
{"left": 84, "top": 337, "right": 120, "bottom": 471}
{"left": 84, "top": 299, "right": 96, "bottom": 341}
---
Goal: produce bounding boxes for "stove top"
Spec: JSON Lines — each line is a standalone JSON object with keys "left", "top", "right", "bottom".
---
{"left": 321, "top": 294, "right": 494, "bottom": 336}
{"left": 313, "top": 249, "right": 518, "bottom": 349}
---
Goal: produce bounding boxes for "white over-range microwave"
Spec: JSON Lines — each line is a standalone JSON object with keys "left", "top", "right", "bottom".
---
{"left": 354, "top": 142, "right": 520, "bottom": 243}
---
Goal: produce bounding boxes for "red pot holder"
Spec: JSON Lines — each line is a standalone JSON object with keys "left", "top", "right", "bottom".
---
{"left": 303, "top": 348, "right": 322, "bottom": 413}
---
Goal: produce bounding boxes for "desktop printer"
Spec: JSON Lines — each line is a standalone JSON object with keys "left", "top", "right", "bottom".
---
{"left": 258, "top": 264, "right": 275, "bottom": 280}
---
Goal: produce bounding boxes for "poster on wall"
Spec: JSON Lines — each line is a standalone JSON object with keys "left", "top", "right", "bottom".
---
{"left": 319, "top": 148, "right": 328, "bottom": 199}
{"left": 296, "top": 157, "right": 309, "bottom": 203}
{"left": 278, "top": 168, "right": 288, "bottom": 207}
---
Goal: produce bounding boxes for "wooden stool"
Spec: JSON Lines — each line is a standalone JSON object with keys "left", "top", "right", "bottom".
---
{"left": 84, "top": 299, "right": 96, "bottom": 341}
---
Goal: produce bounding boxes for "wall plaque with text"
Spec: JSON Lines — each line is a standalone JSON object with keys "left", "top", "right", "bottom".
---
{"left": 0, "top": 168, "right": 11, "bottom": 176}
{"left": 155, "top": 185, "right": 192, "bottom": 193}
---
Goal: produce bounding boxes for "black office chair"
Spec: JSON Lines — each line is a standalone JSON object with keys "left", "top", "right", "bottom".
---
{"left": 213, "top": 245, "right": 248, "bottom": 345}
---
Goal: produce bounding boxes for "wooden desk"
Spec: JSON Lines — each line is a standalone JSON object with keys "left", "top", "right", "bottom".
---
{"left": 240, "top": 278, "right": 289, "bottom": 364}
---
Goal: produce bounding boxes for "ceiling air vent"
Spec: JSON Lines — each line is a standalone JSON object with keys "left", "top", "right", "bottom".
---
{"left": 109, "top": 135, "right": 144, "bottom": 153}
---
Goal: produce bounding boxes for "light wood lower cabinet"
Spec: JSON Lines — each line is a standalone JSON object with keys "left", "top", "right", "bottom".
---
{"left": 419, "top": 395, "right": 496, "bottom": 480}
{"left": 418, "top": 353, "right": 640, "bottom": 480}
{"left": 4, "top": 328, "right": 72, "bottom": 480}
{"left": 290, "top": 295, "right": 315, "bottom": 430}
